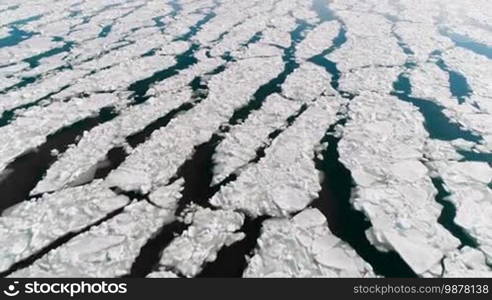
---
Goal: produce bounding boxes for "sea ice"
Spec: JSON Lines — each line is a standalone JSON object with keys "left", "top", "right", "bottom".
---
{"left": 0, "top": 93, "right": 120, "bottom": 174}
{"left": 11, "top": 180, "right": 183, "bottom": 277}
{"left": 155, "top": 207, "right": 244, "bottom": 277}
{"left": 428, "top": 161, "right": 492, "bottom": 265}
{"left": 106, "top": 53, "right": 284, "bottom": 194}
{"left": 243, "top": 208, "right": 375, "bottom": 277}
{"left": 296, "top": 21, "right": 340, "bottom": 60}
{"left": 339, "top": 92, "right": 461, "bottom": 275}
{"left": 211, "top": 96, "right": 343, "bottom": 217}
{"left": 32, "top": 88, "right": 194, "bottom": 194}
{"left": 0, "top": 180, "right": 129, "bottom": 273}
{"left": 212, "top": 62, "right": 333, "bottom": 184}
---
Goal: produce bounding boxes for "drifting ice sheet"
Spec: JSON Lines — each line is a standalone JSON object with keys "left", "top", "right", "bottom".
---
{"left": 244, "top": 208, "right": 375, "bottom": 277}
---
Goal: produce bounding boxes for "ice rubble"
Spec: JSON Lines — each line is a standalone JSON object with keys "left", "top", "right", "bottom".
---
{"left": 443, "top": 48, "right": 492, "bottom": 100}
{"left": 244, "top": 208, "right": 375, "bottom": 277}
{"left": 193, "top": 0, "right": 259, "bottom": 45}
{"left": 327, "top": 11, "right": 406, "bottom": 71}
{"left": 154, "top": 207, "right": 245, "bottom": 278}
{"left": 281, "top": 62, "right": 336, "bottom": 100}
{"left": 329, "top": 34, "right": 406, "bottom": 72}
{"left": 0, "top": 180, "right": 129, "bottom": 273}
{"left": 259, "top": 19, "right": 296, "bottom": 49}
{"left": 0, "top": 68, "right": 89, "bottom": 113}
{"left": 150, "top": 53, "right": 224, "bottom": 95}
{"left": 1, "top": 45, "right": 178, "bottom": 113}
{"left": 0, "top": 0, "right": 490, "bottom": 278}
{"left": 0, "top": 36, "right": 64, "bottom": 66}
{"left": 106, "top": 53, "right": 284, "bottom": 194}
{"left": 427, "top": 161, "right": 492, "bottom": 265}
{"left": 55, "top": 54, "right": 178, "bottom": 99}
{"left": 444, "top": 25, "right": 492, "bottom": 49}
{"left": 409, "top": 57, "right": 492, "bottom": 153}
{"left": 212, "top": 63, "right": 333, "bottom": 184}
{"left": 202, "top": 0, "right": 287, "bottom": 57}
{"left": 441, "top": 48, "right": 492, "bottom": 151}
{"left": 338, "top": 92, "right": 461, "bottom": 276}
{"left": 31, "top": 89, "right": 195, "bottom": 194}
{"left": 0, "top": 3, "right": 44, "bottom": 27}
{"left": 438, "top": 0, "right": 492, "bottom": 46}
{"left": 11, "top": 180, "right": 183, "bottom": 277}
{"left": 296, "top": 21, "right": 340, "bottom": 60}
{"left": 394, "top": 23, "right": 454, "bottom": 63}
{"left": 410, "top": 63, "right": 453, "bottom": 101}
{"left": 146, "top": 270, "right": 179, "bottom": 278}
{"left": 210, "top": 96, "right": 343, "bottom": 217}
{"left": 0, "top": 0, "right": 207, "bottom": 111}
{"left": 442, "top": 247, "right": 492, "bottom": 278}
{"left": 32, "top": 56, "right": 226, "bottom": 194}
{"left": 0, "top": 77, "right": 19, "bottom": 91}
{"left": 0, "top": 93, "right": 119, "bottom": 174}
{"left": 212, "top": 94, "right": 302, "bottom": 185}
{"left": 338, "top": 66, "right": 402, "bottom": 94}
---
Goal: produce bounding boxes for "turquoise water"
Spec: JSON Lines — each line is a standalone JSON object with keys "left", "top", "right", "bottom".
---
{"left": 446, "top": 32, "right": 492, "bottom": 59}
{"left": 24, "top": 39, "right": 75, "bottom": 68}
{"left": 0, "top": 27, "right": 36, "bottom": 49}
{"left": 0, "top": 14, "right": 42, "bottom": 49}
{"left": 392, "top": 74, "right": 480, "bottom": 142}
{"left": 98, "top": 25, "right": 112, "bottom": 38}
{"left": 434, "top": 52, "right": 473, "bottom": 104}
{"left": 391, "top": 34, "right": 487, "bottom": 256}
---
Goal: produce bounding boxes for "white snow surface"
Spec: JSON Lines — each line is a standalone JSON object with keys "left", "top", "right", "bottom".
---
{"left": 244, "top": 208, "right": 375, "bottom": 277}
{"left": 0, "top": 93, "right": 120, "bottom": 174}
{"left": 0, "top": 180, "right": 129, "bottom": 273}
{"left": 0, "top": 0, "right": 491, "bottom": 278}
{"left": 155, "top": 207, "right": 245, "bottom": 277}
{"left": 11, "top": 180, "right": 183, "bottom": 277}
{"left": 339, "top": 92, "right": 461, "bottom": 275}
{"left": 211, "top": 96, "right": 343, "bottom": 217}
{"left": 106, "top": 54, "right": 285, "bottom": 194}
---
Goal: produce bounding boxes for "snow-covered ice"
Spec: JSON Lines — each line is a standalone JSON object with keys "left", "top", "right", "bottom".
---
{"left": 0, "top": 93, "right": 120, "bottom": 174}
{"left": 155, "top": 207, "right": 245, "bottom": 277}
{"left": 0, "top": 0, "right": 491, "bottom": 278}
{"left": 10, "top": 180, "right": 183, "bottom": 277}
{"left": 339, "top": 92, "right": 461, "bottom": 275}
{"left": 211, "top": 96, "right": 343, "bottom": 217}
{"left": 212, "top": 62, "right": 333, "bottom": 184}
{"left": 106, "top": 53, "right": 285, "bottom": 194}
{"left": 244, "top": 208, "right": 375, "bottom": 277}
{"left": 0, "top": 180, "right": 129, "bottom": 273}
{"left": 32, "top": 88, "right": 194, "bottom": 194}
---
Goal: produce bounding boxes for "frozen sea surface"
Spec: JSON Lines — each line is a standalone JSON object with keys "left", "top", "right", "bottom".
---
{"left": 0, "top": 0, "right": 491, "bottom": 278}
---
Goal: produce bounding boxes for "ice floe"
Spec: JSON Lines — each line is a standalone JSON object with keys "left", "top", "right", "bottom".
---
{"left": 0, "top": 0, "right": 490, "bottom": 278}
{"left": 0, "top": 93, "right": 120, "bottom": 174}
{"left": 244, "top": 208, "right": 375, "bottom": 277}
{"left": 427, "top": 161, "right": 492, "bottom": 267}
{"left": 212, "top": 94, "right": 302, "bottom": 184}
{"left": 106, "top": 54, "right": 284, "bottom": 194}
{"left": 154, "top": 207, "right": 244, "bottom": 277}
{"left": 10, "top": 180, "right": 183, "bottom": 277}
{"left": 211, "top": 96, "right": 343, "bottom": 217}
{"left": 212, "top": 62, "right": 333, "bottom": 184}
{"left": 442, "top": 247, "right": 492, "bottom": 278}
{"left": 296, "top": 21, "right": 340, "bottom": 60}
{"left": 32, "top": 88, "right": 195, "bottom": 194}
{"left": 339, "top": 92, "right": 461, "bottom": 276}
{"left": 0, "top": 180, "right": 129, "bottom": 274}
